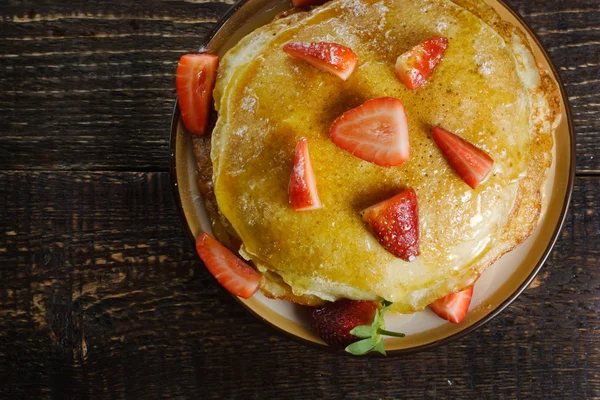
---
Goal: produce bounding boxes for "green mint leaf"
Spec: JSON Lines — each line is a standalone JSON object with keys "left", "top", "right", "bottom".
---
{"left": 345, "top": 337, "right": 377, "bottom": 356}
{"left": 371, "top": 308, "right": 379, "bottom": 328}
{"left": 350, "top": 325, "right": 373, "bottom": 339}
{"left": 370, "top": 308, "right": 380, "bottom": 327}
{"left": 374, "top": 338, "right": 386, "bottom": 355}
{"left": 345, "top": 300, "right": 405, "bottom": 356}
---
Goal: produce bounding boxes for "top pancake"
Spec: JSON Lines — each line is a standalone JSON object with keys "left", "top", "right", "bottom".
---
{"left": 207, "top": 0, "right": 558, "bottom": 312}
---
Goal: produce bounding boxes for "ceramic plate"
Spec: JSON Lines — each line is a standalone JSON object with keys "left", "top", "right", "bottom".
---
{"left": 170, "top": 0, "right": 575, "bottom": 354}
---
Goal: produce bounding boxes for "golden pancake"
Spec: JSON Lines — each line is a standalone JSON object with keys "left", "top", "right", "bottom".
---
{"left": 197, "top": 0, "right": 560, "bottom": 313}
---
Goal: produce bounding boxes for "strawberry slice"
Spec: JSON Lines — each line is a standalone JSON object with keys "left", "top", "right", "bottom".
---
{"left": 395, "top": 37, "right": 448, "bottom": 90}
{"left": 289, "top": 137, "right": 323, "bottom": 211}
{"left": 361, "top": 189, "right": 419, "bottom": 261}
{"left": 429, "top": 286, "right": 474, "bottom": 324}
{"left": 176, "top": 53, "right": 218, "bottom": 135}
{"left": 329, "top": 97, "right": 409, "bottom": 167}
{"left": 431, "top": 126, "right": 494, "bottom": 189}
{"left": 282, "top": 42, "right": 358, "bottom": 81}
{"left": 195, "top": 233, "right": 260, "bottom": 299}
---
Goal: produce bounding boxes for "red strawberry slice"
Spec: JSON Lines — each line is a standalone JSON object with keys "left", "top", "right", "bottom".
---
{"left": 195, "top": 233, "right": 260, "bottom": 299}
{"left": 395, "top": 37, "right": 448, "bottom": 90}
{"left": 431, "top": 126, "right": 494, "bottom": 189}
{"left": 429, "top": 286, "right": 474, "bottom": 324}
{"left": 309, "top": 300, "right": 378, "bottom": 347}
{"left": 329, "top": 97, "right": 409, "bottom": 167}
{"left": 361, "top": 189, "right": 419, "bottom": 261}
{"left": 176, "top": 53, "right": 218, "bottom": 135}
{"left": 289, "top": 137, "right": 323, "bottom": 211}
{"left": 283, "top": 42, "right": 358, "bottom": 81}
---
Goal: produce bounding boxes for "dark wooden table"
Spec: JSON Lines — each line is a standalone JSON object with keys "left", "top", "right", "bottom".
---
{"left": 1, "top": 0, "right": 598, "bottom": 398}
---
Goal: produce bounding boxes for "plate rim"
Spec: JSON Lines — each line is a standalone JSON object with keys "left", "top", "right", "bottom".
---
{"left": 169, "top": 0, "right": 576, "bottom": 355}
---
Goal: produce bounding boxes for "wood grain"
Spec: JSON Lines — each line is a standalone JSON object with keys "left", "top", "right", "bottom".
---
{"left": 0, "top": 172, "right": 598, "bottom": 399}
{"left": 0, "top": 0, "right": 598, "bottom": 172}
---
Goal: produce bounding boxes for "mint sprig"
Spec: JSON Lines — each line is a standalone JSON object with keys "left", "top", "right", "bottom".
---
{"left": 345, "top": 300, "right": 405, "bottom": 356}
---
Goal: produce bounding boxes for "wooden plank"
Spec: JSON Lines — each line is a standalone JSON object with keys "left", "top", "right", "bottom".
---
{"left": 1, "top": 171, "right": 598, "bottom": 399}
{"left": 0, "top": 7, "right": 218, "bottom": 172}
{"left": 0, "top": 0, "right": 598, "bottom": 172}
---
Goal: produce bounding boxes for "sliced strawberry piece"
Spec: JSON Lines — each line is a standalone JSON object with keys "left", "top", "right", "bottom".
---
{"left": 195, "top": 233, "right": 260, "bottom": 299}
{"left": 283, "top": 42, "right": 358, "bottom": 81}
{"left": 289, "top": 137, "right": 323, "bottom": 211}
{"left": 431, "top": 126, "right": 494, "bottom": 189}
{"left": 395, "top": 37, "right": 448, "bottom": 90}
{"left": 361, "top": 189, "right": 419, "bottom": 261}
{"left": 429, "top": 286, "right": 474, "bottom": 324}
{"left": 291, "top": 0, "right": 328, "bottom": 7}
{"left": 176, "top": 53, "right": 218, "bottom": 135}
{"left": 329, "top": 97, "right": 409, "bottom": 167}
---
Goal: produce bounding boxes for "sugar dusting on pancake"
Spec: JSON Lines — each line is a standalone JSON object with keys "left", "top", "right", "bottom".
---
{"left": 197, "top": 0, "right": 559, "bottom": 312}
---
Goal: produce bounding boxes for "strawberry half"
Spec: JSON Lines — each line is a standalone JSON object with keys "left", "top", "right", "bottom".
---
{"left": 195, "top": 233, "right": 260, "bottom": 299}
{"left": 431, "top": 126, "right": 494, "bottom": 189}
{"left": 176, "top": 53, "right": 218, "bottom": 135}
{"left": 395, "top": 37, "right": 448, "bottom": 90}
{"left": 429, "top": 286, "right": 474, "bottom": 324}
{"left": 289, "top": 137, "right": 323, "bottom": 211}
{"left": 329, "top": 97, "right": 409, "bottom": 167}
{"left": 361, "top": 189, "right": 419, "bottom": 261}
{"left": 282, "top": 42, "right": 358, "bottom": 81}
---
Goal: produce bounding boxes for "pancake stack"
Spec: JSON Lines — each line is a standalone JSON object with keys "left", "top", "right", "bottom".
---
{"left": 194, "top": 0, "right": 560, "bottom": 313}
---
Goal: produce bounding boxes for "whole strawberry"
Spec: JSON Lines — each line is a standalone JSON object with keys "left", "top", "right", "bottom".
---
{"left": 309, "top": 299, "right": 405, "bottom": 355}
{"left": 309, "top": 300, "right": 377, "bottom": 347}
